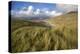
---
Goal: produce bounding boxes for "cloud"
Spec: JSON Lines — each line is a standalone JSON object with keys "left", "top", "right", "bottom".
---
{"left": 41, "top": 8, "right": 48, "bottom": 11}
{"left": 56, "top": 4, "right": 78, "bottom": 13}
{"left": 26, "top": 5, "right": 34, "bottom": 15}
{"left": 50, "top": 11, "right": 63, "bottom": 17}
{"left": 34, "top": 9, "right": 40, "bottom": 15}
{"left": 45, "top": 10, "right": 49, "bottom": 14}
{"left": 21, "top": 7, "right": 27, "bottom": 10}
{"left": 11, "top": 10, "right": 15, "bottom": 15}
{"left": 19, "top": 5, "right": 34, "bottom": 15}
{"left": 11, "top": 5, "right": 34, "bottom": 17}
{"left": 11, "top": 6, "right": 63, "bottom": 18}
{"left": 11, "top": 10, "right": 21, "bottom": 17}
{"left": 28, "top": 6, "right": 33, "bottom": 10}
{"left": 50, "top": 11, "right": 56, "bottom": 15}
{"left": 54, "top": 12, "right": 63, "bottom": 16}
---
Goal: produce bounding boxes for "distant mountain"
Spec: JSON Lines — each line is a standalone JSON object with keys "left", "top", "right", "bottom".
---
{"left": 67, "top": 11, "right": 78, "bottom": 14}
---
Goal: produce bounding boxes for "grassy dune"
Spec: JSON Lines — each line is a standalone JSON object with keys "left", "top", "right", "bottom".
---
{"left": 11, "top": 12, "right": 78, "bottom": 53}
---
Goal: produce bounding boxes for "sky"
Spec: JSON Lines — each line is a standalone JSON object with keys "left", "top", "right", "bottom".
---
{"left": 10, "top": 1, "right": 78, "bottom": 18}
{"left": 11, "top": 1, "right": 56, "bottom": 11}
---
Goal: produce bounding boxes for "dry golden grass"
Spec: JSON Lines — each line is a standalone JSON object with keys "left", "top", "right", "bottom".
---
{"left": 11, "top": 12, "right": 78, "bottom": 53}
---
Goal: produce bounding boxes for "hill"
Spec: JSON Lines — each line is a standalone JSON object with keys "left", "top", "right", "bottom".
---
{"left": 47, "top": 12, "right": 78, "bottom": 28}
{"left": 10, "top": 12, "right": 78, "bottom": 52}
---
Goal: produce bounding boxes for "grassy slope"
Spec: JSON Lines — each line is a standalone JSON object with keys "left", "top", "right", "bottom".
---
{"left": 11, "top": 12, "right": 78, "bottom": 52}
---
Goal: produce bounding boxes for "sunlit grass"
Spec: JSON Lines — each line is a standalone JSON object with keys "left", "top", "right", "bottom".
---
{"left": 11, "top": 12, "right": 78, "bottom": 53}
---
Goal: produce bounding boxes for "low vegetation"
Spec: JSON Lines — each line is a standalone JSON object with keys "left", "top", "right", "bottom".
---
{"left": 11, "top": 12, "right": 78, "bottom": 53}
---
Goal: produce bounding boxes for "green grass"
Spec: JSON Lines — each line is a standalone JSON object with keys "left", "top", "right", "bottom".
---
{"left": 11, "top": 12, "right": 78, "bottom": 53}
